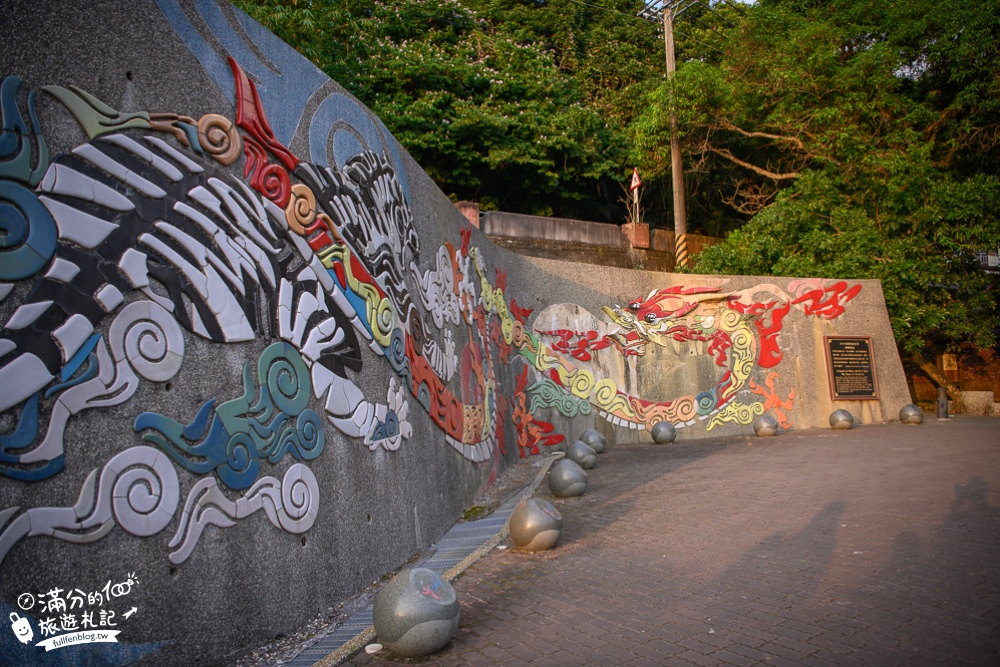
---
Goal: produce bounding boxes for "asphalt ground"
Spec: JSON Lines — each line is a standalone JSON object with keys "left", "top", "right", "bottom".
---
{"left": 345, "top": 416, "right": 1000, "bottom": 667}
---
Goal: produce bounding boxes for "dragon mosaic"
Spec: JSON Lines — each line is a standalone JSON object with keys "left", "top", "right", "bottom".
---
{"left": 0, "top": 50, "right": 861, "bottom": 567}
{"left": 529, "top": 279, "right": 860, "bottom": 433}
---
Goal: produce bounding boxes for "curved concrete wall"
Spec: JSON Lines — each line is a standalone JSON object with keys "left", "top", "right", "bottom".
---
{"left": 0, "top": 1, "right": 911, "bottom": 664}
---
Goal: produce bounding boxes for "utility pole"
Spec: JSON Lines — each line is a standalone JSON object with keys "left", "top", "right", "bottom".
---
{"left": 663, "top": 2, "right": 688, "bottom": 269}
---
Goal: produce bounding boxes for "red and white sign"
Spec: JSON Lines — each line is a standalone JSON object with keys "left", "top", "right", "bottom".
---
{"left": 629, "top": 168, "right": 642, "bottom": 191}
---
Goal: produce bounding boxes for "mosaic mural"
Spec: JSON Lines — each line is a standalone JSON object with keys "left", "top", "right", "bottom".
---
{"left": 0, "top": 12, "right": 865, "bottom": 572}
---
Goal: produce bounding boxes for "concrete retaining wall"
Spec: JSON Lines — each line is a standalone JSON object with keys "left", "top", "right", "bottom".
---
{"left": 482, "top": 210, "right": 629, "bottom": 247}
{"left": 482, "top": 210, "right": 720, "bottom": 273}
{"left": 960, "top": 391, "right": 996, "bottom": 416}
{"left": 524, "top": 257, "right": 912, "bottom": 440}
{"left": 0, "top": 1, "right": 913, "bottom": 664}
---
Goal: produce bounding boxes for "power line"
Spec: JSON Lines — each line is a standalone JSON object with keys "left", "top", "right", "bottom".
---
{"left": 675, "top": 30, "right": 726, "bottom": 55}
{"left": 561, "top": 0, "right": 736, "bottom": 54}
{"left": 720, "top": 0, "right": 748, "bottom": 14}
{"left": 690, "top": 0, "right": 737, "bottom": 27}
{"left": 563, "top": 0, "right": 661, "bottom": 23}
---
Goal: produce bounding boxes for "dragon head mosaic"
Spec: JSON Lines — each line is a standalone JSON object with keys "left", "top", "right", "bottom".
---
{"left": 603, "top": 286, "right": 731, "bottom": 356}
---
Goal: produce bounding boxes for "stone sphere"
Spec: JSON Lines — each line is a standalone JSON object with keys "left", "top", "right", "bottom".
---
{"left": 829, "top": 409, "right": 854, "bottom": 430}
{"left": 566, "top": 440, "right": 597, "bottom": 469}
{"left": 373, "top": 568, "right": 460, "bottom": 658}
{"left": 899, "top": 404, "right": 923, "bottom": 425}
{"left": 651, "top": 421, "right": 676, "bottom": 444}
{"left": 509, "top": 498, "right": 563, "bottom": 552}
{"left": 579, "top": 428, "right": 607, "bottom": 454}
{"left": 548, "top": 459, "right": 588, "bottom": 498}
{"left": 753, "top": 414, "right": 778, "bottom": 437}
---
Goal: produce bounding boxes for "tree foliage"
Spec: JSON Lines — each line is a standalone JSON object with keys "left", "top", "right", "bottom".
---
{"left": 664, "top": 0, "right": 1000, "bottom": 354}
{"left": 234, "top": 0, "right": 660, "bottom": 219}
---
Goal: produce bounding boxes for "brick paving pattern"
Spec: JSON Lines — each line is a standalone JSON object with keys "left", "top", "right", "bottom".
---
{"left": 346, "top": 417, "right": 1000, "bottom": 666}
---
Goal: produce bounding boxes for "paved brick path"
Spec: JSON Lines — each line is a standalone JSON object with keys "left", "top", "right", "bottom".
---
{"left": 347, "top": 417, "right": 1000, "bottom": 666}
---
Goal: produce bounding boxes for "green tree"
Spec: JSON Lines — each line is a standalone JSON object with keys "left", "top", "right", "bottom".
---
{"left": 235, "top": 0, "right": 661, "bottom": 221}
{"left": 641, "top": 0, "right": 1000, "bottom": 369}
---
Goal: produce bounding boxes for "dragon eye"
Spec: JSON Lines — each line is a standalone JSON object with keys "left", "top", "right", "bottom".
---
{"left": 644, "top": 313, "right": 657, "bottom": 323}
{"left": 628, "top": 302, "right": 640, "bottom": 310}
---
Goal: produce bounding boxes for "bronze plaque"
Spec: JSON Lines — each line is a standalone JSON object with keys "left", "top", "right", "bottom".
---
{"left": 825, "top": 336, "right": 879, "bottom": 400}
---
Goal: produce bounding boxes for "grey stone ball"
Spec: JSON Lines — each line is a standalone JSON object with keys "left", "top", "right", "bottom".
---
{"left": 899, "top": 404, "right": 923, "bottom": 424}
{"left": 651, "top": 420, "right": 676, "bottom": 444}
{"left": 372, "top": 568, "right": 460, "bottom": 658}
{"left": 579, "top": 428, "right": 607, "bottom": 453}
{"left": 566, "top": 440, "right": 597, "bottom": 469}
{"left": 548, "top": 459, "right": 588, "bottom": 498}
{"left": 829, "top": 409, "right": 855, "bottom": 430}
{"left": 753, "top": 414, "right": 778, "bottom": 437}
{"left": 509, "top": 498, "right": 563, "bottom": 552}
